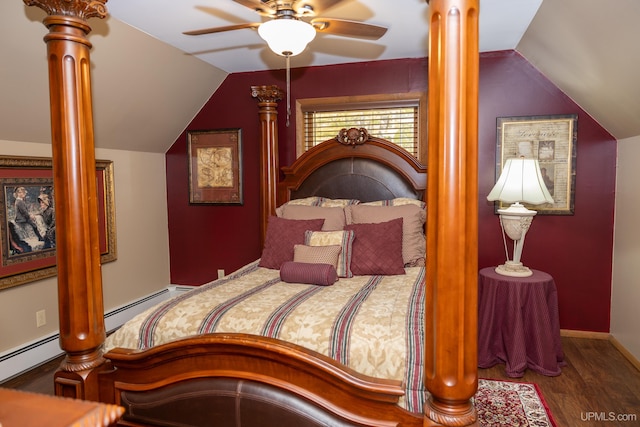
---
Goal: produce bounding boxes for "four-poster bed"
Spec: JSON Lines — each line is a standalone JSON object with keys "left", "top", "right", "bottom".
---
{"left": 24, "top": 0, "right": 479, "bottom": 426}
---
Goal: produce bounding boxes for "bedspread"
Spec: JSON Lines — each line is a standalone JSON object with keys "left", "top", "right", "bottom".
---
{"left": 104, "top": 261, "right": 427, "bottom": 412}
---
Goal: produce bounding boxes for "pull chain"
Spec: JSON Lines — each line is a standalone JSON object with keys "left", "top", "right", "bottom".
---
{"left": 285, "top": 53, "right": 291, "bottom": 127}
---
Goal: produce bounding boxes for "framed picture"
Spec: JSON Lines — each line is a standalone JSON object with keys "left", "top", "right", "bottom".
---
{"left": 0, "top": 156, "right": 116, "bottom": 290}
{"left": 188, "top": 129, "right": 243, "bottom": 205}
{"left": 495, "top": 114, "right": 578, "bottom": 215}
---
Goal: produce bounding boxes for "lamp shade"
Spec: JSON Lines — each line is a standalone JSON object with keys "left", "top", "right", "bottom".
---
{"left": 487, "top": 157, "right": 554, "bottom": 205}
{"left": 258, "top": 19, "right": 316, "bottom": 56}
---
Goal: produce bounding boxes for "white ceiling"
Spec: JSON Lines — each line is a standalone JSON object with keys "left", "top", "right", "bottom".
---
{"left": 107, "top": 0, "right": 542, "bottom": 73}
{"left": 2, "top": 0, "right": 640, "bottom": 154}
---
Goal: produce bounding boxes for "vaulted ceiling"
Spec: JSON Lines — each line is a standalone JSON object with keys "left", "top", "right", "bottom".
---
{"left": 1, "top": 0, "right": 638, "bottom": 154}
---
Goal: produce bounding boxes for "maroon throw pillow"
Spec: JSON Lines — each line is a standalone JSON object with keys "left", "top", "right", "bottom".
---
{"left": 259, "top": 216, "right": 325, "bottom": 269}
{"left": 280, "top": 261, "right": 338, "bottom": 286}
{"left": 344, "top": 218, "right": 405, "bottom": 275}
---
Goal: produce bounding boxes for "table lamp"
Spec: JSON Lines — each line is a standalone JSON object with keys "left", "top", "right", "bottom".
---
{"left": 487, "top": 157, "right": 554, "bottom": 277}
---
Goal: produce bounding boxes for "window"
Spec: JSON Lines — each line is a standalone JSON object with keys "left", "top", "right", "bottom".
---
{"left": 295, "top": 93, "right": 427, "bottom": 164}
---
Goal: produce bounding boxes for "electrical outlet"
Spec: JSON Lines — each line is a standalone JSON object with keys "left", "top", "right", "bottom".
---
{"left": 36, "top": 309, "right": 46, "bottom": 328}
{"left": 217, "top": 269, "right": 225, "bottom": 279}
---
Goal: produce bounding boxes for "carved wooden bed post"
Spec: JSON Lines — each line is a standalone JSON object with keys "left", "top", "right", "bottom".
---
{"left": 424, "top": 0, "right": 479, "bottom": 426}
{"left": 23, "top": 0, "right": 108, "bottom": 400}
{"left": 252, "top": 85, "right": 283, "bottom": 246}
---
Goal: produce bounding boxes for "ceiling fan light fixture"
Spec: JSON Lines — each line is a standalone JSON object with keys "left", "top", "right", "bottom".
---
{"left": 258, "top": 18, "right": 316, "bottom": 56}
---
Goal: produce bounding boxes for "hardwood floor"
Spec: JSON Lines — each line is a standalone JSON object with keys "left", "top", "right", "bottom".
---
{"left": 479, "top": 336, "right": 640, "bottom": 426}
{"left": 2, "top": 336, "right": 639, "bottom": 426}
{"left": 1, "top": 352, "right": 61, "bottom": 396}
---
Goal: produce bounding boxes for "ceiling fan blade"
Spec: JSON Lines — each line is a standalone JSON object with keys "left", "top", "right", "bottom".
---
{"left": 310, "top": 18, "right": 387, "bottom": 40}
{"left": 296, "top": 0, "right": 346, "bottom": 15}
{"left": 183, "top": 23, "right": 261, "bottom": 36}
{"left": 232, "top": 0, "right": 276, "bottom": 16}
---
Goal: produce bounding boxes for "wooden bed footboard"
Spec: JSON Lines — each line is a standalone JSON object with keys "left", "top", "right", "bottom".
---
{"left": 100, "top": 334, "right": 423, "bottom": 427}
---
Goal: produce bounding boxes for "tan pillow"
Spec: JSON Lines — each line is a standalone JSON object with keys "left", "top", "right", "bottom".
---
{"left": 345, "top": 204, "right": 425, "bottom": 266}
{"left": 276, "top": 197, "right": 360, "bottom": 217}
{"left": 304, "top": 230, "right": 355, "bottom": 278}
{"left": 293, "top": 244, "right": 342, "bottom": 269}
{"left": 361, "top": 197, "right": 426, "bottom": 209}
{"left": 314, "top": 197, "right": 360, "bottom": 208}
{"left": 280, "top": 204, "right": 346, "bottom": 231}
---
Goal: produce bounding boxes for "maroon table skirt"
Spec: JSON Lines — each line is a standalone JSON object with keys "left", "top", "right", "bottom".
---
{"left": 478, "top": 267, "right": 565, "bottom": 377}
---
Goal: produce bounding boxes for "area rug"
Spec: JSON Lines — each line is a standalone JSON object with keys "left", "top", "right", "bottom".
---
{"left": 476, "top": 379, "right": 557, "bottom": 427}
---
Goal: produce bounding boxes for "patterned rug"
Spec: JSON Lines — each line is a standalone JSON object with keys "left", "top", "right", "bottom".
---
{"left": 476, "top": 379, "right": 557, "bottom": 427}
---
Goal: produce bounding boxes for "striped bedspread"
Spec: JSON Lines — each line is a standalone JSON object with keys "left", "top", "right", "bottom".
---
{"left": 104, "top": 261, "right": 427, "bottom": 412}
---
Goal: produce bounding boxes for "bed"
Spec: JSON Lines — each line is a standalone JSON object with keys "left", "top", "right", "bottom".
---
{"left": 100, "top": 132, "right": 429, "bottom": 426}
{"left": 26, "top": 0, "right": 479, "bottom": 426}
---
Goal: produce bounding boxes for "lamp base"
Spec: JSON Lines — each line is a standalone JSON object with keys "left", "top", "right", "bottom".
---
{"left": 495, "top": 261, "right": 533, "bottom": 277}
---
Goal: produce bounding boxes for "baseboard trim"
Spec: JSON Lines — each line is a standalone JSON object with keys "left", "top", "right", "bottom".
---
{"left": 561, "top": 329, "right": 640, "bottom": 372}
{"left": 609, "top": 335, "right": 640, "bottom": 372}
{"left": 0, "top": 286, "right": 191, "bottom": 383}
{"left": 560, "top": 329, "right": 610, "bottom": 339}
{"left": 0, "top": 333, "right": 62, "bottom": 385}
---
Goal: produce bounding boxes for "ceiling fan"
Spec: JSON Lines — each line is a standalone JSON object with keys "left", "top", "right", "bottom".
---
{"left": 183, "top": 0, "right": 388, "bottom": 56}
{"left": 184, "top": 0, "right": 387, "bottom": 126}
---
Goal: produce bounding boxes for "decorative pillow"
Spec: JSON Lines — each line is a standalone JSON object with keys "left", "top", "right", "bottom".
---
{"left": 280, "top": 261, "right": 338, "bottom": 286}
{"left": 361, "top": 197, "right": 426, "bottom": 209}
{"left": 345, "top": 203, "right": 425, "bottom": 266}
{"left": 293, "top": 244, "right": 342, "bottom": 269}
{"left": 280, "top": 204, "right": 346, "bottom": 231}
{"left": 314, "top": 197, "right": 360, "bottom": 208}
{"left": 259, "top": 216, "right": 325, "bottom": 270}
{"left": 304, "top": 230, "right": 355, "bottom": 278}
{"left": 276, "top": 197, "right": 360, "bottom": 217}
{"left": 344, "top": 218, "right": 405, "bottom": 275}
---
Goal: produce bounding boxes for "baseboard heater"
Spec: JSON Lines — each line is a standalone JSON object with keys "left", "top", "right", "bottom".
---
{"left": 0, "top": 285, "right": 195, "bottom": 383}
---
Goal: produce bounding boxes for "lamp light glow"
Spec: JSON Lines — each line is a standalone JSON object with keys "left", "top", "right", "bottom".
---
{"left": 257, "top": 18, "right": 316, "bottom": 127}
{"left": 258, "top": 19, "right": 316, "bottom": 57}
{"left": 487, "top": 157, "right": 554, "bottom": 277}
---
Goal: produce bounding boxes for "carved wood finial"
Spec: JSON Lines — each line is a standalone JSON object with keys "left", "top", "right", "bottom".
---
{"left": 336, "top": 127, "right": 371, "bottom": 147}
{"left": 251, "top": 85, "right": 284, "bottom": 103}
{"left": 23, "top": 0, "right": 108, "bottom": 20}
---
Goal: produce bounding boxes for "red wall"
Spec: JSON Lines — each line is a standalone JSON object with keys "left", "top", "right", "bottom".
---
{"left": 166, "top": 50, "right": 616, "bottom": 332}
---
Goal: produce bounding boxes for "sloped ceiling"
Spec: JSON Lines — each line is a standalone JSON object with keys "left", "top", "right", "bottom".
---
{"left": 1, "top": 0, "right": 638, "bottom": 154}
{"left": 517, "top": 0, "right": 640, "bottom": 140}
{"left": 0, "top": 1, "right": 226, "bottom": 153}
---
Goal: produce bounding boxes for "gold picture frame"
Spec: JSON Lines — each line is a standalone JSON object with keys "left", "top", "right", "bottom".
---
{"left": 495, "top": 115, "right": 577, "bottom": 215}
{"left": 0, "top": 156, "right": 116, "bottom": 290}
{"left": 188, "top": 129, "right": 243, "bottom": 205}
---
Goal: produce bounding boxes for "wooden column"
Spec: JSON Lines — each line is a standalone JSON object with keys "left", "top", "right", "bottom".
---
{"left": 251, "top": 85, "right": 283, "bottom": 246}
{"left": 24, "top": 0, "right": 108, "bottom": 400}
{"left": 424, "top": 0, "right": 479, "bottom": 426}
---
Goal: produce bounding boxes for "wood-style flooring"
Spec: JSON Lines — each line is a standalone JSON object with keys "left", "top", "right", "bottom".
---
{"left": 2, "top": 336, "right": 639, "bottom": 426}
{"left": 480, "top": 336, "right": 640, "bottom": 426}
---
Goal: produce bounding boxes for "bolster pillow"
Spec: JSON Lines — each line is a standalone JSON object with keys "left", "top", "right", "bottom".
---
{"left": 280, "top": 261, "right": 338, "bottom": 286}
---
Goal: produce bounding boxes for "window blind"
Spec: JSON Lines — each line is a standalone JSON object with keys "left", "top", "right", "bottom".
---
{"left": 303, "top": 107, "right": 419, "bottom": 156}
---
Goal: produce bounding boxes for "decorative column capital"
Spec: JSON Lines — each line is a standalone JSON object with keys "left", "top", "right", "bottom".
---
{"left": 23, "top": 0, "right": 107, "bottom": 20}
{"left": 251, "top": 85, "right": 284, "bottom": 103}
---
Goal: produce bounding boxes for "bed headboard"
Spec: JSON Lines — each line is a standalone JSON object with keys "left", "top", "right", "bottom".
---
{"left": 277, "top": 128, "right": 427, "bottom": 205}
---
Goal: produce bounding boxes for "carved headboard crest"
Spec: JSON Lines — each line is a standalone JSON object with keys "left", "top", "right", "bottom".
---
{"left": 336, "top": 127, "right": 371, "bottom": 147}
